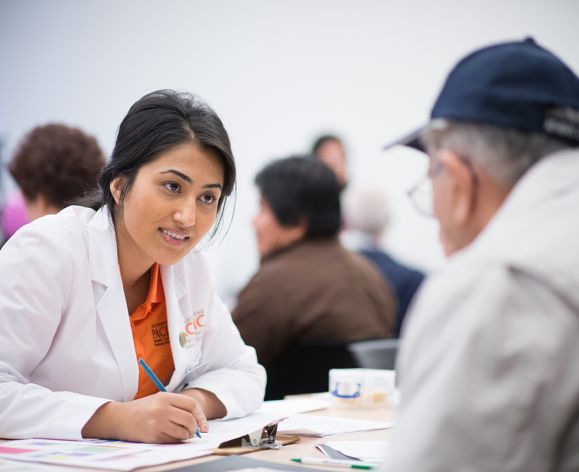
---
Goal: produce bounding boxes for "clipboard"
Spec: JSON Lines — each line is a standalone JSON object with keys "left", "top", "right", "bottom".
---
{"left": 213, "top": 418, "right": 300, "bottom": 455}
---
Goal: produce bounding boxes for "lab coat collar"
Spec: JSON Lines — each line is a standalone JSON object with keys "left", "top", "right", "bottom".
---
{"left": 88, "top": 206, "right": 119, "bottom": 287}
{"left": 161, "top": 263, "right": 187, "bottom": 302}
{"left": 87, "top": 207, "right": 192, "bottom": 395}
{"left": 88, "top": 206, "right": 138, "bottom": 400}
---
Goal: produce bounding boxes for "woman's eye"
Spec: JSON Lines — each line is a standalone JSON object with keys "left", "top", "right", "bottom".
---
{"left": 164, "top": 182, "right": 181, "bottom": 193}
{"left": 200, "top": 194, "right": 217, "bottom": 205}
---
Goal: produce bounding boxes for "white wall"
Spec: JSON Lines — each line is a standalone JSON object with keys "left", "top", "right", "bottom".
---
{"left": 1, "top": 0, "right": 578, "bottom": 300}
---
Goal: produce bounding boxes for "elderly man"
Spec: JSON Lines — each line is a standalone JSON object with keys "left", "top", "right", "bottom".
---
{"left": 384, "top": 38, "right": 579, "bottom": 471}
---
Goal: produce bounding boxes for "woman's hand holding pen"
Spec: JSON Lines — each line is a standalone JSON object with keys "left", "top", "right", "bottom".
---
{"left": 82, "top": 393, "right": 208, "bottom": 443}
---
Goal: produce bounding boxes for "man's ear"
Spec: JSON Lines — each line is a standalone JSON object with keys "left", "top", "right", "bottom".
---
{"left": 438, "top": 149, "right": 476, "bottom": 224}
{"left": 109, "top": 177, "right": 124, "bottom": 205}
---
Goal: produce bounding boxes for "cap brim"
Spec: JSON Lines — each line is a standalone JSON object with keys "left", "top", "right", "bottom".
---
{"left": 382, "top": 126, "right": 426, "bottom": 152}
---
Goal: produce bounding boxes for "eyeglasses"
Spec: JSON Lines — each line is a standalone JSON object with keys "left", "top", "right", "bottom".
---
{"left": 406, "top": 161, "right": 443, "bottom": 217}
{"left": 407, "top": 156, "right": 478, "bottom": 218}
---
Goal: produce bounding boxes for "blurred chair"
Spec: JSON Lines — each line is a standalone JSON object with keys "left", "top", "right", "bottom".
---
{"left": 265, "top": 338, "right": 400, "bottom": 399}
{"left": 265, "top": 341, "right": 358, "bottom": 400}
{"left": 347, "top": 338, "right": 399, "bottom": 370}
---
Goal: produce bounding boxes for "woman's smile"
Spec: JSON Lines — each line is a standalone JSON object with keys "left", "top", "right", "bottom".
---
{"left": 159, "top": 227, "right": 191, "bottom": 246}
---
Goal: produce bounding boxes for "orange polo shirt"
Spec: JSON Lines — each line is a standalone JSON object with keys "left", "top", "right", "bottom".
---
{"left": 130, "top": 263, "right": 175, "bottom": 399}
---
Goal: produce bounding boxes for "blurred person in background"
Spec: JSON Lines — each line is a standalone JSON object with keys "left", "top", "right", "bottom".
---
{"left": 233, "top": 156, "right": 395, "bottom": 382}
{"left": 8, "top": 123, "right": 106, "bottom": 223}
{"left": 311, "top": 134, "right": 348, "bottom": 189}
{"left": 343, "top": 185, "right": 425, "bottom": 337}
{"left": 0, "top": 191, "right": 28, "bottom": 244}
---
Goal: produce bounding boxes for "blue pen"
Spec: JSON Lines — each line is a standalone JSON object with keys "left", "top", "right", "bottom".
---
{"left": 138, "top": 357, "right": 167, "bottom": 392}
{"left": 138, "top": 357, "right": 202, "bottom": 439}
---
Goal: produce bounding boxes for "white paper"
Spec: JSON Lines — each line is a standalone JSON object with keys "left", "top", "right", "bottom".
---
{"left": 257, "top": 398, "right": 330, "bottom": 416}
{"left": 0, "top": 438, "right": 211, "bottom": 471}
{"left": 206, "top": 411, "right": 287, "bottom": 441}
{"left": 0, "top": 458, "right": 74, "bottom": 471}
{"left": 0, "top": 411, "right": 285, "bottom": 471}
{"left": 321, "top": 440, "right": 390, "bottom": 462}
{"left": 277, "top": 414, "right": 394, "bottom": 437}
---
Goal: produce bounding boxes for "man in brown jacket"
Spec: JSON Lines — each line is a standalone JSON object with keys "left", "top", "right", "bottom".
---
{"left": 232, "top": 156, "right": 395, "bottom": 398}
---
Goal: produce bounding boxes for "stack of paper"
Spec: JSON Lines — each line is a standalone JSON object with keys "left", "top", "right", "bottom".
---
{"left": 318, "top": 440, "right": 390, "bottom": 462}
{"left": 257, "top": 398, "right": 330, "bottom": 416}
{"left": 277, "top": 414, "right": 394, "bottom": 437}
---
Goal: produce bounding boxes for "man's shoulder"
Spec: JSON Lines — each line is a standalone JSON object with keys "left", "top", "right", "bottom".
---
{"left": 239, "top": 240, "right": 350, "bottom": 298}
{"left": 236, "top": 249, "right": 296, "bottom": 297}
{"left": 412, "top": 255, "right": 499, "bottom": 312}
{"left": 407, "top": 251, "right": 578, "bottom": 346}
{"left": 260, "top": 239, "right": 338, "bottom": 273}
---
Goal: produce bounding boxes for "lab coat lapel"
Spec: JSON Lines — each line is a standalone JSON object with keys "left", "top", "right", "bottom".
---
{"left": 161, "top": 264, "right": 190, "bottom": 391}
{"left": 89, "top": 208, "right": 138, "bottom": 401}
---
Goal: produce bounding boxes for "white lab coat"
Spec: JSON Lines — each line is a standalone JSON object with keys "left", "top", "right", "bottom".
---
{"left": 0, "top": 206, "right": 266, "bottom": 440}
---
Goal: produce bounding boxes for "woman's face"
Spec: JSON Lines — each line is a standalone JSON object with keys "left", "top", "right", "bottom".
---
{"left": 111, "top": 142, "right": 224, "bottom": 271}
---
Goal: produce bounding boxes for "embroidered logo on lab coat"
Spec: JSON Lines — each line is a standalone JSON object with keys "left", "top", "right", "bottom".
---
{"left": 179, "top": 310, "right": 205, "bottom": 348}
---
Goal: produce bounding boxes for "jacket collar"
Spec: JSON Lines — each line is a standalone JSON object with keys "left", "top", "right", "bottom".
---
{"left": 87, "top": 207, "right": 138, "bottom": 400}
{"left": 87, "top": 206, "right": 191, "bottom": 396}
{"left": 491, "top": 149, "right": 579, "bottom": 220}
{"left": 260, "top": 236, "right": 340, "bottom": 264}
{"left": 476, "top": 149, "right": 579, "bottom": 243}
{"left": 453, "top": 149, "right": 579, "bottom": 303}
{"left": 88, "top": 206, "right": 119, "bottom": 288}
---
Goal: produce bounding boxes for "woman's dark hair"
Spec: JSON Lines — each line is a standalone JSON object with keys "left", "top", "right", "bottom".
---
{"left": 98, "top": 89, "right": 236, "bottom": 236}
{"left": 9, "top": 124, "right": 105, "bottom": 208}
{"left": 255, "top": 155, "right": 341, "bottom": 238}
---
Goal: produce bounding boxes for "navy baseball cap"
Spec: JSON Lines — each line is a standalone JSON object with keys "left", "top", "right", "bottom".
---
{"left": 385, "top": 38, "right": 579, "bottom": 151}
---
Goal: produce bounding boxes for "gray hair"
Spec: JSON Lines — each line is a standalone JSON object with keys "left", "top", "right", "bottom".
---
{"left": 421, "top": 119, "right": 570, "bottom": 188}
{"left": 343, "top": 185, "right": 390, "bottom": 236}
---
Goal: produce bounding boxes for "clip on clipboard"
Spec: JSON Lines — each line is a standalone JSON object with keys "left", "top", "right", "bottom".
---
{"left": 214, "top": 419, "right": 300, "bottom": 455}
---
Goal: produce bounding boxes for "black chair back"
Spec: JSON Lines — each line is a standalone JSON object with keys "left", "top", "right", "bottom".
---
{"left": 265, "top": 341, "right": 358, "bottom": 400}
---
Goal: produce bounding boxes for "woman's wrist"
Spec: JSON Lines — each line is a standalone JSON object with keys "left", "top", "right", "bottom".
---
{"left": 82, "top": 401, "right": 121, "bottom": 439}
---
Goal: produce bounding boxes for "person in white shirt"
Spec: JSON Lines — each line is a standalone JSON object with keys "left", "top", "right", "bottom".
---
{"left": 383, "top": 38, "right": 579, "bottom": 471}
{"left": 0, "top": 90, "right": 265, "bottom": 443}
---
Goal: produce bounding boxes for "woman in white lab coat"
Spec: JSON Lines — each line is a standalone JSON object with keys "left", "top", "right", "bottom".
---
{"left": 0, "top": 90, "right": 266, "bottom": 442}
